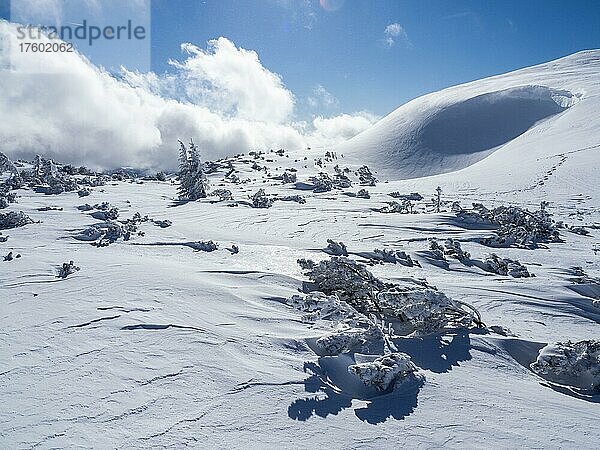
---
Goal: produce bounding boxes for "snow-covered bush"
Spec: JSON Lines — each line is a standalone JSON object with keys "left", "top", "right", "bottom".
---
{"left": 371, "top": 249, "right": 419, "bottom": 267}
{"left": 210, "top": 188, "right": 233, "bottom": 201}
{"left": 389, "top": 192, "right": 423, "bottom": 201}
{"left": 250, "top": 189, "right": 274, "bottom": 208}
{"left": 356, "top": 189, "right": 370, "bottom": 199}
{"left": 325, "top": 239, "right": 348, "bottom": 256}
{"left": 378, "top": 200, "right": 413, "bottom": 214}
{"left": 457, "top": 202, "right": 560, "bottom": 248}
{"left": 298, "top": 256, "right": 482, "bottom": 335}
{"left": 357, "top": 165, "right": 377, "bottom": 186}
{"left": 91, "top": 207, "right": 119, "bottom": 221}
{"left": 531, "top": 340, "right": 600, "bottom": 391}
{"left": 177, "top": 139, "right": 208, "bottom": 200}
{"left": 428, "top": 238, "right": 470, "bottom": 263}
{"left": 286, "top": 292, "right": 384, "bottom": 355}
{"left": 281, "top": 171, "right": 297, "bottom": 184}
{"left": 332, "top": 172, "right": 352, "bottom": 188}
{"left": 348, "top": 353, "right": 419, "bottom": 391}
{"left": 377, "top": 288, "right": 479, "bottom": 335}
{"left": 428, "top": 238, "right": 446, "bottom": 260}
{"left": 484, "top": 254, "right": 532, "bottom": 278}
{"left": 0, "top": 211, "right": 33, "bottom": 230}
{"left": 24, "top": 156, "right": 80, "bottom": 195}
{"left": 188, "top": 240, "right": 218, "bottom": 252}
{"left": 298, "top": 257, "right": 387, "bottom": 315}
{"left": 74, "top": 220, "right": 134, "bottom": 247}
{"left": 57, "top": 261, "right": 80, "bottom": 278}
{"left": 152, "top": 219, "right": 172, "bottom": 228}
{"left": 310, "top": 173, "right": 333, "bottom": 193}
{"left": 0, "top": 191, "right": 17, "bottom": 209}
{"left": 316, "top": 326, "right": 384, "bottom": 356}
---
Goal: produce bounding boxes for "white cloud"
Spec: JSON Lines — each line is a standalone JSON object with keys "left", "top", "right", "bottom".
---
{"left": 383, "top": 22, "right": 409, "bottom": 48}
{"left": 0, "top": 22, "right": 376, "bottom": 170}
{"left": 169, "top": 38, "right": 295, "bottom": 124}
{"left": 309, "top": 112, "right": 379, "bottom": 145}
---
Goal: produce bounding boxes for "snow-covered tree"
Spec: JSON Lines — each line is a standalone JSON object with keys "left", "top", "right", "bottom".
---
{"left": 177, "top": 139, "right": 208, "bottom": 201}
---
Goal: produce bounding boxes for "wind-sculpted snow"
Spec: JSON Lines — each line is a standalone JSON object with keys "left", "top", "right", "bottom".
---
{"left": 3, "top": 52, "right": 600, "bottom": 448}
{"left": 337, "top": 51, "right": 600, "bottom": 184}
{"left": 337, "top": 85, "right": 576, "bottom": 178}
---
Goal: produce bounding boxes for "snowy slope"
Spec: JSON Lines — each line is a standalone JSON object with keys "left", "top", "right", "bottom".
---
{"left": 337, "top": 50, "right": 599, "bottom": 188}
{"left": 2, "top": 52, "right": 600, "bottom": 449}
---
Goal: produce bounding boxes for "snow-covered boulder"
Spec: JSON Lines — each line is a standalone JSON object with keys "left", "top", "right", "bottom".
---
{"left": 531, "top": 340, "right": 600, "bottom": 391}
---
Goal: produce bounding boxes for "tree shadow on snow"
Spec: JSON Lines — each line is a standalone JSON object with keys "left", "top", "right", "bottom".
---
{"left": 288, "top": 360, "right": 424, "bottom": 424}
{"left": 392, "top": 329, "right": 484, "bottom": 373}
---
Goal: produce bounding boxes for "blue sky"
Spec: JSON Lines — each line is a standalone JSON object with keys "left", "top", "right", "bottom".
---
{"left": 149, "top": 0, "right": 600, "bottom": 118}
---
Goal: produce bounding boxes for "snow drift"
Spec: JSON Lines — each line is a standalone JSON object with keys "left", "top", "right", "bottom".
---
{"left": 337, "top": 51, "right": 599, "bottom": 181}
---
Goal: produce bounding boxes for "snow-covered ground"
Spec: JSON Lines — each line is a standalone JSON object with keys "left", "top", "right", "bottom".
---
{"left": 1, "top": 51, "right": 599, "bottom": 448}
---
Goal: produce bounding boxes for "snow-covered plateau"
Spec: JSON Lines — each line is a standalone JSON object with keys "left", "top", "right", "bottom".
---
{"left": 1, "top": 51, "right": 599, "bottom": 449}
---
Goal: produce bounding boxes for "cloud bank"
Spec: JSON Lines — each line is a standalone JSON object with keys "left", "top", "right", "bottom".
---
{"left": 0, "top": 21, "right": 378, "bottom": 171}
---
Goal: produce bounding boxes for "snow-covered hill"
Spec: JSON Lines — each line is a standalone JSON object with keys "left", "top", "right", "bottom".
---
{"left": 1, "top": 52, "right": 599, "bottom": 449}
{"left": 337, "top": 51, "right": 599, "bottom": 190}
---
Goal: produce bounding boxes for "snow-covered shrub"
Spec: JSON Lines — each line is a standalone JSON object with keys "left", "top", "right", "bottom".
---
{"left": 332, "top": 172, "right": 352, "bottom": 188}
{"left": 348, "top": 353, "right": 419, "bottom": 391}
{"left": 298, "top": 256, "right": 481, "bottom": 335}
{"left": 356, "top": 189, "right": 370, "bottom": 199}
{"left": 77, "top": 204, "right": 93, "bottom": 211}
{"left": 389, "top": 192, "right": 423, "bottom": 201}
{"left": 74, "top": 221, "right": 133, "bottom": 247}
{"left": 531, "top": 340, "right": 600, "bottom": 391}
{"left": 325, "top": 239, "right": 348, "bottom": 256}
{"left": 428, "top": 238, "right": 446, "bottom": 260}
{"left": 210, "top": 188, "right": 233, "bottom": 201}
{"left": 0, "top": 211, "right": 33, "bottom": 230}
{"left": 57, "top": 261, "right": 80, "bottom": 278}
{"left": 310, "top": 173, "right": 333, "bottom": 193}
{"left": 98, "top": 222, "right": 131, "bottom": 247}
{"left": 286, "top": 292, "right": 384, "bottom": 355}
{"left": 456, "top": 202, "right": 560, "bottom": 248}
{"left": 395, "top": 250, "right": 419, "bottom": 267}
{"left": 316, "top": 326, "right": 384, "bottom": 356}
{"left": 250, "top": 189, "right": 274, "bottom": 208}
{"left": 25, "top": 156, "right": 80, "bottom": 195}
{"left": 429, "top": 238, "right": 470, "bottom": 263}
{"left": 152, "top": 219, "right": 172, "bottom": 228}
{"left": 377, "top": 288, "right": 478, "bottom": 335}
{"left": 372, "top": 248, "right": 400, "bottom": 263}
{"left": 566, "top": 225, "right": 589, "bottom": 236}
{"left": 298, "top": 257, "right": 387, "bottom": 315}
{"left": 371, "top": 249, "right": 419, "bottom": 267}
{"left": 78, "top": 188, "right": 91, "bottom": 197}
{"left": 177, "top": 139, "right": 208, "bottom": 200}
{"left": 188, "top": 240, "right": 218, "bottom": 252}
{"left": 378, "top": 200, "right": 413, "bottom": 214}
{"left": 484, "top": 254, "right": 532, "bottom": 278}
{"left": 91, "top": 207, "right": 119, "bottom": 221}
{"left": 281, "top": 171, "right": 297, "bottom": 184}
{"left": 357, "top": 166, "right": 377, "bottom": 186}
{"left": 0, "top": 151, "right": 18, "bottom": 176}
{"left": 0, "top": 191, "right": 16, "bottom": 209}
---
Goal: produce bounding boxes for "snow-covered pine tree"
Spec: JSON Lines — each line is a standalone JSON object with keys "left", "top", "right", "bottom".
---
{"left": 177, "top": 139, "right": 208, "bottom": 201}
